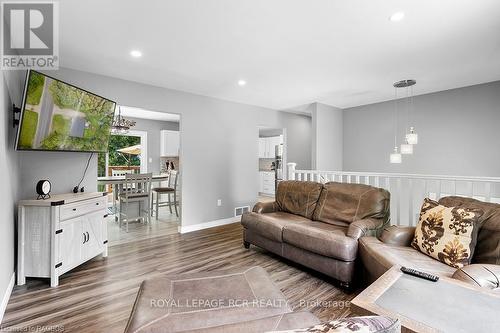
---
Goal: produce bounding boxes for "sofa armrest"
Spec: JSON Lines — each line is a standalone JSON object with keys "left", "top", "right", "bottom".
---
{"left": 252, "top": 201, "right": 278, "bottom": 214}
{"left": 347, "top": 218, "right": 387, "bottom": 240}
{"left": 452, "top": 264, "right": 500, "bottom": 291}
{"left": 379, "top": 225, "right": 416, "bottom": 246}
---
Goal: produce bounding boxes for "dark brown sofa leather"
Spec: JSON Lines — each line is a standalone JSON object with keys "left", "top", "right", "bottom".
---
{"left": 378, "top": 225, "right": 415, "bottom": 246}
{"left": 242, "top": 181, "right": 390, "bottom": 287}
{"left": 283, "top": 222, "right": 357, "bottom": 261}
{"left": 359, "top": 197, "right": 500, "bottom": 289}
{"left": 241, "top": 212, "right": 311, "bottom": 242}
{"left": 452, "top": 264, "right": 500, "bottom": 291}
{"left": 313, "top": 182, "right": 390, "bottom": 226}
{"left": 275, "top": 181, "right": 323, "bottom": 219}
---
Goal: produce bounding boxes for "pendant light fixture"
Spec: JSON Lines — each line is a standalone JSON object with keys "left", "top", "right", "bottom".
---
{"left": 112, "top": 106, "right": 136, "bottom": 134}
{"left": 390, "top": 86, "right": 402, "bottom": 163}
{"left": 405, "top": 82, "right": 418, "bottom": 144}
{"left": 390, "top": 79, "right": 418, "bottom": 163}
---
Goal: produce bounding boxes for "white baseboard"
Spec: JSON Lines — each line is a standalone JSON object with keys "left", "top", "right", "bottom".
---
{"left": 0, "top": 273, "right": 15, "bottom": 325}
{"left": 179, "top": 217, "right": 239, "bottom": 234}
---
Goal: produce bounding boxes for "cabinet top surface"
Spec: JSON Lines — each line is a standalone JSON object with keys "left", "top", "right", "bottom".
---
{"left": 19, "top": 192, "right": 106, "bottom": 207}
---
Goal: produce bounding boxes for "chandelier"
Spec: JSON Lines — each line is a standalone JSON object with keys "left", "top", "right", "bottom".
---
{"left": 112, "top": 106, "right": 136, "bottom": 134}
{"left": 390, "top": 79, "right": 418, "bottom": 164}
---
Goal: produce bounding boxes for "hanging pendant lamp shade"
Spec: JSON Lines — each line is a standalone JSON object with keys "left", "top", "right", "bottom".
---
{"left": 390, "top": 146, "right": 402, "bottom": 163}
{"left": 406, "top": 126, "right": 418, "bottom": 145}
{"left": 401, "top": 137, "right": 413, "bottom": 154}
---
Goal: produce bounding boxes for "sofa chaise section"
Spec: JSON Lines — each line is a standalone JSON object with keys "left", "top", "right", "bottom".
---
{"left": 359, "top": 196, "right": 500, "bottom": 292}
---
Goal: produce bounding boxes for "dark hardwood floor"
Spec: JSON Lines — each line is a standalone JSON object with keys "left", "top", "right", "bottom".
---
{"left": 2, "top": 220, "right": 358, "bottom": 333}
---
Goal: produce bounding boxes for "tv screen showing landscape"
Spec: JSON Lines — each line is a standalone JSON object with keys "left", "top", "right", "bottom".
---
{"left": 16, "top": 70, "right": 116, "bottom": 152}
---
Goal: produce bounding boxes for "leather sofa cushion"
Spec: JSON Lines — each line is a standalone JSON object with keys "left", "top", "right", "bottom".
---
{"left": 282, "top": 221, "right": 357, "bottom": 261}
{"left": 358, "top": 236, "right": 456, "bottom": 280}
{"left": 312, "top": 182, "right": 390, "bottom": 226}
{"left": 241, "top": 211, "right": 311, "bottom": 242}
{"left": 275, "top": 181, "right": 323, "bottom": 219}
{"left": 452, "top": 264, "right": 500, "bottom": 292}
{"left": 439, "top": 196, "right": 500, "bottom": 264}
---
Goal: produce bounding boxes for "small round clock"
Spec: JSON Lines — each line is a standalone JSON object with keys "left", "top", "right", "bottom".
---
{"left": 36, "top": 180, "right": 51, "bottom": 199}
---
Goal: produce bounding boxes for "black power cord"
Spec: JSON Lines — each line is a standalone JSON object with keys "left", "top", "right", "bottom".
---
{"left": 73, "top": 152, "right": 94, "bottom": 193}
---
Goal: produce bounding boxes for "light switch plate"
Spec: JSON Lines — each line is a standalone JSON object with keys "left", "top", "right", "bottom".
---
{"left": 217, "top": 199, "right": 222, "bottom": 206}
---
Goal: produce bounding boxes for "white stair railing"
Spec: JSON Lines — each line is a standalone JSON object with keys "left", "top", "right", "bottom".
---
{"left": 287, "top": 163, "right": 500, "bottom": 226}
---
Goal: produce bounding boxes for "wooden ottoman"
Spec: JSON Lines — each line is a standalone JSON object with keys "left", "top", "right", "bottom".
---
{"left": 125, "top": 266, "right": 320, "bottom": 333}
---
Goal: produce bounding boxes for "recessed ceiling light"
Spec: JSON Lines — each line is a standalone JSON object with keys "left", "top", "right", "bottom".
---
{"left": 237, "top": 80, "right": 247, "bottom": 86}
{"left": 389, "top": 12, "right": 405, "bottom": 22}
{"left": 130, "top": 50, "right": 142, "bottom": 58}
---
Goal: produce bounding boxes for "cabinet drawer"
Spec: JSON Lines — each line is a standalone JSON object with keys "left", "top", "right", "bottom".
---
{"left": 60, "top": 197, "right": 107, "bottom": 221}
{"left": 262, "top": 185, "right": 275, "bottom": 193}
{"left": 263, "top": 179, "right": 274, "bottom": 186}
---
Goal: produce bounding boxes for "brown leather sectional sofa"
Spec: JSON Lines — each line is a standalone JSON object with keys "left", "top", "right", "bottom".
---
{"left": 359, "top": 196, "right": 500, "bottom": 291}
{"left": 241, "top": 180, "right": 390, "bottom": 287}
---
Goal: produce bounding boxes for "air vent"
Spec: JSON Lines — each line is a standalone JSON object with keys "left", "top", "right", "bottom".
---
{"left": 234, "top": 206, "right": 250, "bottom": 217}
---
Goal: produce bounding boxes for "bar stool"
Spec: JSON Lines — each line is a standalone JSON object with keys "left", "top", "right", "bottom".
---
{"left": 151, "top": 170, "right": 179, "bottom": 218}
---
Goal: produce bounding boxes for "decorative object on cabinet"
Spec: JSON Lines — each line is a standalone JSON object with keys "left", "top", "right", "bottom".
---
{"left": 17, "top": 192, "right": 108, "bottom": 287}
{"left": 36, "top": 179, "right": 52, "bottom": 200}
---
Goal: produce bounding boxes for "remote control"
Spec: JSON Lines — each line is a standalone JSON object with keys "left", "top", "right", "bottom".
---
{"left": 400, "top": 266, "right": 439, "bottom": 282}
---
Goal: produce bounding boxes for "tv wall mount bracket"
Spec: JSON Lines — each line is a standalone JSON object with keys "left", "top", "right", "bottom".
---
{"left": 13, "top": 104, "right": 21, "bottom": 128}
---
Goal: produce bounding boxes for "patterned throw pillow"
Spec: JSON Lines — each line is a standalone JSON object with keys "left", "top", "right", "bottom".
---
{"left": 411, "top": 198, "right": 483, "bottom": 268}
{"left": 268, "top": 316, "right": 400, "bottom": 333}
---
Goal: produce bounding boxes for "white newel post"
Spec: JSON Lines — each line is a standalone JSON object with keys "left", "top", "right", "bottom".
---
{"left": 287, "top": 162, "right": 297, "bottom": 180}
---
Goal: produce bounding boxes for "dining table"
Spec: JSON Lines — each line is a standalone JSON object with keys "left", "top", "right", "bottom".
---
{"left": 97, "top": 174, "right": 169, "bottom": 216}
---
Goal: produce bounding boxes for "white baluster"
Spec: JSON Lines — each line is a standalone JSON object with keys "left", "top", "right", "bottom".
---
{"left": 408, "top": 179, "right": 414, "bottom": 226}
{"left": 485, "top": 182, "right": 492, "bottom": 202}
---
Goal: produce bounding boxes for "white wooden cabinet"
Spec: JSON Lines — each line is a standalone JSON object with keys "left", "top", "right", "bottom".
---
{"left": 258, "top": 136, "right": 282, "bottom": 158}
{"left": 259, "top": 171, "right": 275, "bottom": 195}
{"left": 18, "top": 192, "right": 108, "bottom": 287}
{"left": 160, "top": 130, "right": 180, "bottom": 157}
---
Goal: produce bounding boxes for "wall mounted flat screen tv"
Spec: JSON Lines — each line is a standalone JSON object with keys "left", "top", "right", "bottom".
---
{"left": 15, "top": 70, "right": 116, "bottom": 152}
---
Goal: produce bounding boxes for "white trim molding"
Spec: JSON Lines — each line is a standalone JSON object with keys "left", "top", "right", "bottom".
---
{"left": 179, "top": 217, "right": 239, "bottom": 234}
{"left": 0, "top": 273, "right": 15, "bottom": 324}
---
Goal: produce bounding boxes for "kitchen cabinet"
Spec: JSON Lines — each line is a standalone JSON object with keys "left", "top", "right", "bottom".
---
{"left": 258, "top": 136, "right": 282, "bottom": 158}
{"left": 160, "top": 130, "right": 180, "bottom": 157}
{"left": 18, "top": 192, "right": 108, "bottom": 287}
{"left": 259, "top": 171, "right": 275, "bottom": 195}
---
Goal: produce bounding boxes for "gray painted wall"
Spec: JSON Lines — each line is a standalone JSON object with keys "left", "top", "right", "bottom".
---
{"left": 0, "top": 70, "right": 23, "bottom": 317}
{"left": 343, "top": 81, "right": 500, "bottom": 177}
{"left": 127, "top": 117, "right": 179, "bottom": 174}
{"left": 311, "top": 103, "right": 343, "bottom": 170}
{"left": 16, "top": 68, "right": 312, "bottom": 227}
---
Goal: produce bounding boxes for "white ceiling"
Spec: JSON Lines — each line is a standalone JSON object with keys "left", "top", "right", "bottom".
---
{"left": 59, "top": 0, "right": 500, "bottom": 110}
{"left": 119, "top": 105, "right": 180, "bottom": 122}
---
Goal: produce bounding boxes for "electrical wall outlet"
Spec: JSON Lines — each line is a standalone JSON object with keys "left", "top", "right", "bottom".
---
{"left": 217, "top": 199, "right": 222, "bottom": 207}
{"left": 149, "top": 157, "right": 153, "bottom": 163}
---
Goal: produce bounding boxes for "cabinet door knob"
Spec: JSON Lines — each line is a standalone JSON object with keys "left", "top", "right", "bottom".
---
{"left": 86, "top": 232, "right": 90, "bottom": 242}
{"left": 96, "top": 202, "right": 99, "bottom": 205}
{"left": 83, "top": 233, "right": 86, "bottom": 244}
{"left": 73, "top": 208, "right": 77, "bottom": 211}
